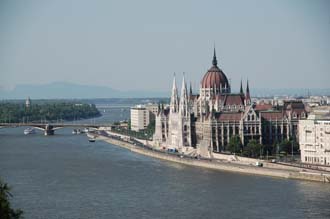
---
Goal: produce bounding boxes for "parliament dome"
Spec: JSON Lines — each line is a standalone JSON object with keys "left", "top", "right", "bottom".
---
{"left": 201, "top": 49, "right": 229, "bottom": 90}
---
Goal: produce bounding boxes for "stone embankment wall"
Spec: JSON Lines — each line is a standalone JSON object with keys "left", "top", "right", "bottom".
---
{"left": 99, "top": 136, "right": 330, "bottom": 183}
{"left": 212, "top": 153, "right": 302, "bottom": 171}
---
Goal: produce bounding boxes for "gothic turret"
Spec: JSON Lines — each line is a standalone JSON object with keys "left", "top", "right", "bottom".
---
{"left": 240, "top": 80, "right": 243, "bottom": 94}
{"left": 170, "top": 74, "right": 179, "bottom": 113}
{"left": 179, "top": 74, "right": 189, "bottom": 116}
{"left": 245, "top": 79, "right": 251, "bottom": 105}
{"left": 189, "top": 82, "right": 193, "bottom": 97}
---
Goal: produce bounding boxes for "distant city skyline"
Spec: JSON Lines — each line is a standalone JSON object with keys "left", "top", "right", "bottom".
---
{"left": 0, "top": 0, "right": 329, "bottom": 97}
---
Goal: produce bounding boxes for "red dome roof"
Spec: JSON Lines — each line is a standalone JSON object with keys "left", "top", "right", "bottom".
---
{"left": 201, "top": 65, "right": 229, "bottom": 89}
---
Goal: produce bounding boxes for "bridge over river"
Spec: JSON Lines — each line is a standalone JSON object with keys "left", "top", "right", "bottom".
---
{"left": 0, "top": 122, "right": 111, "bottom": 135}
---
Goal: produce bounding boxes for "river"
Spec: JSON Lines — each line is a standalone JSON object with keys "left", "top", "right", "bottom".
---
{"left": 0, "top": 104, "right": 330, "bottom": 219}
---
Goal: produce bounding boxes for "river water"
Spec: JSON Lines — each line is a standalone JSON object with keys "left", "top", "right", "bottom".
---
{"left": 1, "top": 105, "right": 330, "bottom": 219}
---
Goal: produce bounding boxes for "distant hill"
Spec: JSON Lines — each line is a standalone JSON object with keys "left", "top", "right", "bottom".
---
{"left": 0, "top": 82, "right": 329, "bottom": 99}
{"left": 0, "top": 82, "right": 169, "bottom": 99}
{"left": 251, "top": 88, "right": 330, "bottom": 97}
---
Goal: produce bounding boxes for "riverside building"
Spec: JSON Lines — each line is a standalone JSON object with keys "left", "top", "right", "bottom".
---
{"left": 153, "top": 49, "right": 308, "bottom": 154}
{"left": 130, "top": 105, "right": 150, "bottom": 131}
{"left": 299, "top": 108, "right": 330, "bottom": 166}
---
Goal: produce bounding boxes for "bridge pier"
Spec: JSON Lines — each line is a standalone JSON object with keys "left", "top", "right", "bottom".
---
{"left": 44, "top": 124, "right": 55, "bottom": 136}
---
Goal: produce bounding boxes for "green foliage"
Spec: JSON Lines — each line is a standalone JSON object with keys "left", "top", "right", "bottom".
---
{"left": 0, "top": 179, "right": 23, "bottom": 219}
{"left": 242, "top": 139, "right": 263, "bottom": 158}
{"left": 0, "top": 102, "right": 100, "bottom": 123}
{"left": 127, "top": 119, "right": 131, "bottom": 130}
{"left": 146, "top": 120, "right": 155, "bottom": 135}
{"left": 267, "top": 139, "right": 299, "bottom": 156}
{"left": 278, "top": 139, "right": 299, "bottom": 155}
{"left": 238, "top": 138, "right": 299, "bottom": 158}
{"left": 227, "top": 135, "right": 242, "bottom": 154}
{"left": 279, "top": 139, "right": 291, "bottom": 154}
{"left": 112, "top": 119, "right": 155, "bottom": 140}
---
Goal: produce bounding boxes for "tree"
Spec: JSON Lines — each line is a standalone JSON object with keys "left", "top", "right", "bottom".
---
{"left": 0, "top": 179, "right": 23, "bottom": 219}
{"left": 242, "top": 139, "right": 263, "bottom": 158}
{"left": 227, "top": 135, "right": 242, "bottom": 154}
{"left": 127, "top": 119, "right": 131, "bottom": 130}
{"left": 279, "top": 139, "right": 292, "bottom": 155}
{"left": 0, "top": 102, "right": 100, "bottom": 123}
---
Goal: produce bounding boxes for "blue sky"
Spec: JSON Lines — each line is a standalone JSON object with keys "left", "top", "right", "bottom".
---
{"left": 0, "top": 0, "right": 329, "bottom": 93}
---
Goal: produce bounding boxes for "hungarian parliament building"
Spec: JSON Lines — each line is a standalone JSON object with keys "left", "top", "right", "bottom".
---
{"left": 153, "top": 49, "right": 308, "bottom": 154}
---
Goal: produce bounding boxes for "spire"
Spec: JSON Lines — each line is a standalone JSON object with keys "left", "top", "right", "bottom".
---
{"left": 157, "top": 102, "right": 161, "bottom": 114}
{"left": 170, "top": 73, "right": 179, "bottom": 113}
{"left": 245, "top": 79, "right": 251, "bottom": 105}
{"left": 240, "top": 79, "right": 243, "bottom": 94}
{"left": 212, "top": 47, "right": 218, "bottom": 66}
{"left": 189, "top": 81, "right": 193, "bottom": 96}
{"left": 180, "top": 73, "right": 188, "bottom": 116}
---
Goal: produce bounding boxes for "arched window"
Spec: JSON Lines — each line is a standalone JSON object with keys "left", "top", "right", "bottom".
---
{"left": 293, "top": 112, "right": 297, "bottom": 118}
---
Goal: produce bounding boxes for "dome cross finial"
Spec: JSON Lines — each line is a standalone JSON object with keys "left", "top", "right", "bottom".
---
{"left": 212, "top": 47, "right": 217, "bottom": 66}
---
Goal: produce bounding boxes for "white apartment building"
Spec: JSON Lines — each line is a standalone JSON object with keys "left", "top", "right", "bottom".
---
{"left": 299, "top": 109, "right": 330, "bottom": 166}
{"left": 130, "top": 105, "right": 150, "bottom": 131}
{"left": 145, "top": 103, "right": 159, "bottom": 116}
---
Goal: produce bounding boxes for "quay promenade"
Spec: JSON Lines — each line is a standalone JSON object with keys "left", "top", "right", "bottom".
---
{"left": 94, "top": 131, "right": 330, "bottom": 183}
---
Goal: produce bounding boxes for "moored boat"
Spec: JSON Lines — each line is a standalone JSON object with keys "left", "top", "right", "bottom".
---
{"left": 88, "top": 135, "right": 96, "bottom": 142}
{"left": 24, "top": 128, "right": 36, "bottom": 135}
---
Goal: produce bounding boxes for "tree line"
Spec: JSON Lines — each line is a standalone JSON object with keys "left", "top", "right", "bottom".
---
{"left": 0, "top": 102, "right": 101, "bottom": 123}
{"left": 112, "top": 119, "right": 155, "bottom": 140}
{"left": 227, "top": 135, "right": 299, "bottom": 159}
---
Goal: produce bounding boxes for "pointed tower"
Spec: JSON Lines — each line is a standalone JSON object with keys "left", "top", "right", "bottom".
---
{"left": 189, "top": 81, "right": 193, "bottom": 97}
{"left": 245, "top": 79, "right": 251, "bottom": 105}
{"left": 170, "top": 73, "right": 179, "bottom": 113}
{"left": 189, "top": 81, "right": 193, "bottom": 108}
{"left": 212, "top": 47, "right": 217, "bottom": 66}
{"left": 157, "top": 102, "right": 161, "bottom": 115}
{"left": 179, "top": 73, "right": 189, "bottom": 116}
{"left": 240, "top": 79, "right": 243, "bottom": 94}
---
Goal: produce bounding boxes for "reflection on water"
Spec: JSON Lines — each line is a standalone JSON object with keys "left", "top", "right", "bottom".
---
{"left": 1, "top": 108, "right": 330, "bottom": 219}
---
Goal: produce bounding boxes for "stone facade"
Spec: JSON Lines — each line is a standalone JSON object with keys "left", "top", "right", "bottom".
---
{"left": 299, "top": 109, "right": 330, "bottom": 166}
{"left": 153, "top": 50, "right": 308, "bottom": 154}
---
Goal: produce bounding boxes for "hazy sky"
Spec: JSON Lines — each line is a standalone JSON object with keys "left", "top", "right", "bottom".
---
{"left": 0, "top": 0, "right": 329, "bottom": 93}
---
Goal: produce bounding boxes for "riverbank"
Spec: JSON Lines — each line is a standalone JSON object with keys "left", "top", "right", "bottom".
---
{"left": 96, "top": 134, "right": 330, "bottom": 183}
{"left": 0, "top": 102, "right": 101, "bottom": 123}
